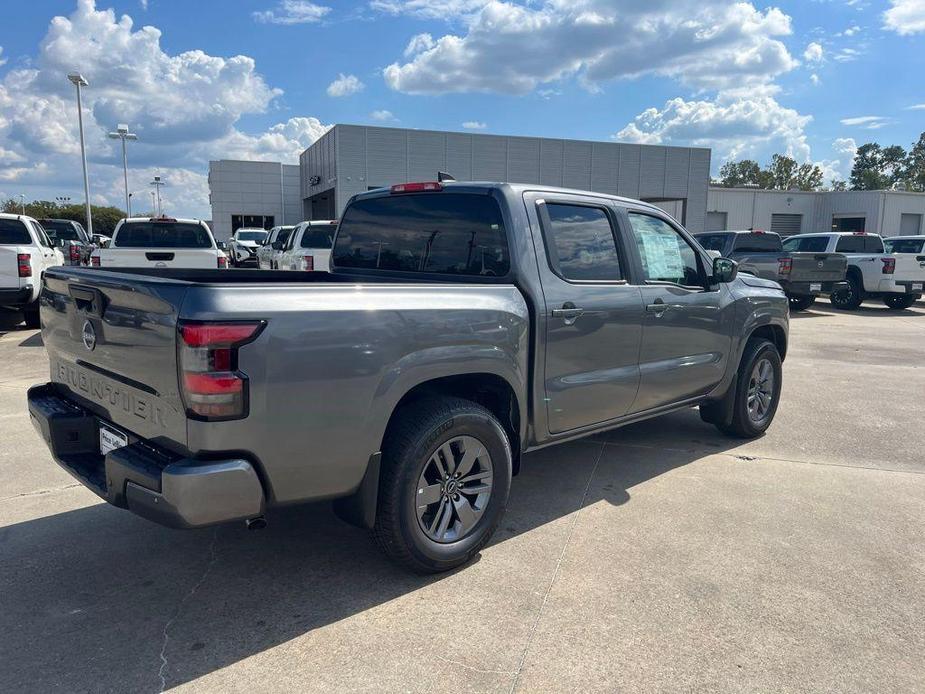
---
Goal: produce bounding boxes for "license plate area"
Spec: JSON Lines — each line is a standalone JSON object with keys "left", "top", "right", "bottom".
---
{"left": 99, "top": 424, "right": 129, "bottom": 456}
{"left": 810, "top": 283, "right": 822, "bottom": 292}
{"left": 913, "top": 283, "right": 922, "bottom": 291}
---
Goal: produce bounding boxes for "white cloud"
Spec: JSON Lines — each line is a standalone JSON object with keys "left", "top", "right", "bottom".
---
{"left": 462, "top": 121, "right": 487, "bottom": 129}
{"left": 614, "top": 87, "right": 812, "bottom": 162}
{"left": 370, "top": 0, "right": 487, "bottom": 20}
{"left": 0, "top": 47, "right": 6, "bottom": 68}
{"left": 838, "top": 24, "right": 861, "bottom": 36}
{"left": 907, "top": 103, "right": 925, "bottom": 110}
{"left": 810, "top": 73, "right": 820, "bottom": 85}
{"left": 840, "top": 115, "right": 890, "bottom": 129}
{"left": 833, "top": 47, "right": 863, "bottom": 62}
{"left": 404, "top": 33, "right": 435, "bottom": 57}
{"left": 253, "top": 1, "right": 331, "bottom": 25}
{"left": 380, "top": 1, "right": 798, "bottom": 95}
{"left": 0, "top": 1, "right": 329, "bottom": 218}
{"left": 818, "top": 137, "right": 857, "bottom": 185}
{"left": 326, "top": 73, "right": 364, "bottom": 97}
{"left": 884, "top": 0, "right": 925, "bottom": 34}
{"left": 370, "top": 109, "right": 397, "bottom": 121}
{"left": 803, "top": 42, "right": 824, "bottom": 63}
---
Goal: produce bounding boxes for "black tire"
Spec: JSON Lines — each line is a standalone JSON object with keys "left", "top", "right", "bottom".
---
{"left": 788, "top": 295, "right": 816, "bottom": 311}
{"left": 23, "top": 305, "right": 40, "bottom": 329}
{"left": 830, "top": 274, "right": 863, "bottom": 310}
{"left": 715, "top": 338, "right": 782, "bottom": 439}
{"left": 883, "top": 295, "right": 916, "bottom": 310}
{"left": 373, "top": 396, "right": 512, "bottom": 573}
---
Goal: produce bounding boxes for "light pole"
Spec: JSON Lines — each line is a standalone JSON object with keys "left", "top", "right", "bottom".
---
{"left": 128, "top": 192, "right": 134, "bottom": 217}
{"left": 150, "top": 190, "right": 156, "bottom": 215}
{"left": 150, "top": 175, "right": 165, "bottom": 216}
{"left": 18, "top": 194, "right": 25, "bottom": 214}
{"left": 108, "top": 124, "right": 137, "bottom": 219}
{"left": 67, "top": 72, "right": 93, "bottom": 235}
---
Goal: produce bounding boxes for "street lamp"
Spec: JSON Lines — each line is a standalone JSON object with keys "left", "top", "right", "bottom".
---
{"left": 108, "top": 124, "right": 137, "bottom": 218}
{"left": 67, "top": 71, "right": 93, "bottom": 235}
{"left": 150, "top": 190, "right": 156, "bottom": 215}
{"left": 55, "top": 196, "right": 72, "bottom": 205}
{"left": 150, "top": 175, "right": 165, "bottom": 216}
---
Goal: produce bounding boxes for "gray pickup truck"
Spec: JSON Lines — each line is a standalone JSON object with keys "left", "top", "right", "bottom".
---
{"left": 28, "top": 182, "right": 789, "bottom": 572}
{"left": 694, "top": 230, "right": 847, "bottom": 311}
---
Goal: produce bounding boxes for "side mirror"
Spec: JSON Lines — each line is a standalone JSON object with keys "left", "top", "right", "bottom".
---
{"left": 712, "top": 257, "right": 738, "bottom": 284}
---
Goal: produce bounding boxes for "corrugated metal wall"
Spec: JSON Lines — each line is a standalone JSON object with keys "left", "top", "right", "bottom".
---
{"left": 310, "top": 125, "right": 710, "bottom": 230}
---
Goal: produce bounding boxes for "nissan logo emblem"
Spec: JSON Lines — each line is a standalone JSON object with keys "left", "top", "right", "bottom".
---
{"left": 81, "top": 320, "right": 97, "bottom": 351}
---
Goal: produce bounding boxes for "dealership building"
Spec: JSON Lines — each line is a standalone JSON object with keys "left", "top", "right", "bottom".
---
{"left": 208, "top": 123, "right": 925, "bottom": 242}
{"left": 209, "top": 124, "right": 711, "bottom": 240}
{"left": 706, "top": 187, "right": 925, "bottom": 237}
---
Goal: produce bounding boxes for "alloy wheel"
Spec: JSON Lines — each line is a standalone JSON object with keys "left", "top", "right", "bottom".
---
{"left": 747, "top": 358, "right": 774, "bottom": 423}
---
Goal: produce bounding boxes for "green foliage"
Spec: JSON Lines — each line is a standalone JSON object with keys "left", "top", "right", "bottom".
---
{"left": 719, "top": 154, "right": 823, "bottom": 191}
{"left": 0, "top": 199, "right": 127, "bottom": 235}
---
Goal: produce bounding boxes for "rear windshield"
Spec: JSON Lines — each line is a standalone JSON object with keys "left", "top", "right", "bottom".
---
{"left": 41, "top": 220, "right": 83, "bottom": 242}
{"left": 0, "top": 219, "right": 31, "bottom": 245}
{"left": 835, "top": 235, "right": 884, "bottom": 253}
{"left": 694, "top": 234, "right": 729, "bottom": 252}
{"left": 732, "top": 233, "right": 782, "bottom": 252}
{"left": 300, "top": 226, "right": 335, "bottom": 249}
{"left": 782, "top": 236, "right": 829, "bottom": 253}
{"left": 236, "top": 230, "right": 267, "bottom": 242}
{"left": 884, "top": 238, "right": 925, "bottom": 254}
{"left": 114, "top": 222, "right": 213, "bottom": 248}
{"left": 333, "top": 193, "right": 510, "bottom": 277}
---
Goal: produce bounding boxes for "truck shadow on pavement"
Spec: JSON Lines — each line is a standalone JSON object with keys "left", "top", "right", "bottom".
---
{"left": 0, "top": 409, "right": 742, "bottom": 692}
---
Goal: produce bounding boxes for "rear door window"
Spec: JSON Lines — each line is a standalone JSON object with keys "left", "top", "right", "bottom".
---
{"left": 114, "top": 222, "right": 213, "bottom": 248}
{"left": 542, "top": 203, "right": 623, "bottom": 281}
{"left": 732, "top": 233, "right": 782, "bottom": 252}
{"left": 0, "top": 219, "right": 32, "bottom": 244}
{"left": 333, "top": 193, "right": 510, "bottom": 277}
{"left": 885, "top": 239, "right": 925, "bottom": 253}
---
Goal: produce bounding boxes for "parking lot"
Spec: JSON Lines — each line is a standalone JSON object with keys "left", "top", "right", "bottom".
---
{"left": 0, "top": 301, "right": 923, "bottom": 693}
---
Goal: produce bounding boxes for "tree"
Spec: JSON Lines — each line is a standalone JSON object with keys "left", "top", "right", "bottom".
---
{"left": 793, "top": 162, "right": 824, "bottom": 191}
{"left": 0, "top": 199, "right": 127, "bottom": 236}
{"left": 902, "top": 132, "right": 925, "bottom": 192}
{"left": 719, "top": 159, "right": 762, "bottom": 187}
{"left": 831, "top": 179, "right": 848, "bottom": 192}
{"left": 766, "top": 154, "right": 799, "bottom": 189}
{"left": 850, "top": 143, "right": 897, "bottom": 190}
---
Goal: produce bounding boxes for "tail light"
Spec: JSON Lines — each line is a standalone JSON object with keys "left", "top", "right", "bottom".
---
{"left": 178, "top": 321, "right": 265, "bottom": 420}
{"left": 390, "top": 182, "right": 442, "bottom": 193}
{"left": 91, "top": 255, "right": 101, "bottom": 267}
{"left": 17, "top": 253, "right": 31, "bottom": 278}
{"left": 778, "top": 257, "right": 792, "bottom": 276}
{"left": 69, "top": 244, "right": 80, "bottom": 262}
{"left": 217, "top": 255, "right": 227, "bottom": 269}
{"left": 881, "top": 257, "right": 895, "bottom": 274}
{"left": 302, "top": 255, "right": 314, "bottom": 271}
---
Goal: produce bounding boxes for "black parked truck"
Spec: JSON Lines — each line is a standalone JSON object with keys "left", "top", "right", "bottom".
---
{"left": 694, "top": 230, "right": 848, "bottom": 311}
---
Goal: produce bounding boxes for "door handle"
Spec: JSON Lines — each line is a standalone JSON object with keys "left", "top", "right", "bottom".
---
{"left": 646, "top": 298, "right": 668, "bottom": 316}
{"left": 552, "top": 303, "right": 584, "bottom": 325}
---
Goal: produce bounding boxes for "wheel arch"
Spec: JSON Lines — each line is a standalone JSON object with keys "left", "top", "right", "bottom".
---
{"left": 748, "top": 323, "right": 787, "bottom": 362}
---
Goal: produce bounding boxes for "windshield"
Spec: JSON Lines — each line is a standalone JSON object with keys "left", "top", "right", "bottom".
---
{"left": 333, "top": 193, "right": 509, "bottom": 277}
{"left": 0, "top": 219, "right": 32, "bottom": 244}
{"left": 300, "top": 226, "right": 335, "bottom": 249}
{"left": 114, "top": 222, "right": 213, "bottom": 248}
{"left": 884, "top": 238, "right": 925, "bottom": 254}
{"left": 40, "top": 220, "right": 83, "bottom": 242}
{"left": 782, "top": 236, "right": 829, "bottom": 253}
{"left": 236, "top": 230, "right": 268, "bottom": 242}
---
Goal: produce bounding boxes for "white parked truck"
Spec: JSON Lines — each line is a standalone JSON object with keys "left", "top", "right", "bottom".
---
{"left": 0, "top": 213, "right": 64, "bottom": 327}
{"left": 783, "top": 232, "right": 924, "bottom": 309}
{"left": 91, "top": 217, "right": 227, "bottom": 270}
{"left": 277, "top": 220, "right": 337, "bottom": 271}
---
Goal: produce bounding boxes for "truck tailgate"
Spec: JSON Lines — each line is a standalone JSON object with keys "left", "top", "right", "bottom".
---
{"left": 99, "top": 248, "right": 219, "bottom": 269}
{"left": 892, "top": 254, "right": 925, "bottom": 282}
{"left": 41, "top": 268, "right": 190, "bottom": 452}
{"left": 0, "top": 246, "right": 28, "bottom": 289}
{"left": 789, "top": 253, "right": 847, "bottom": 282}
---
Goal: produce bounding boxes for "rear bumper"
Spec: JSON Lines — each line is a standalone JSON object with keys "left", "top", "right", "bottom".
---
{"left": 0, "top": 285, "right": 34, "bottom": 307}
{"left": 894, "top": 280, "right": 924, "bottom": 299}
{"left": 783, "top": 280, "right": 848, "bottom": 297}
{"left": 27, "top": 383, "right": 265, "bottom": 528}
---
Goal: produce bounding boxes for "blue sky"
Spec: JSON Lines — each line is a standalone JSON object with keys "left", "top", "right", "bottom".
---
{"left": 0, "top": 0, "right": 923, "bottom": 217}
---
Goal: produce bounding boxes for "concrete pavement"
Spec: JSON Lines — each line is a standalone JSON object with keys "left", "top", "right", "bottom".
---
{"left": 1, "top": 301, "right": 923, "bottom": 693}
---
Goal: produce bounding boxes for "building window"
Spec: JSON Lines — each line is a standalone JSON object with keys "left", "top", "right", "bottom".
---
{"left": 231, "top": 215, "right": 275, "bottom": 232}
{"left": 832, "top": 216, "right": 865, "bottom": 233}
